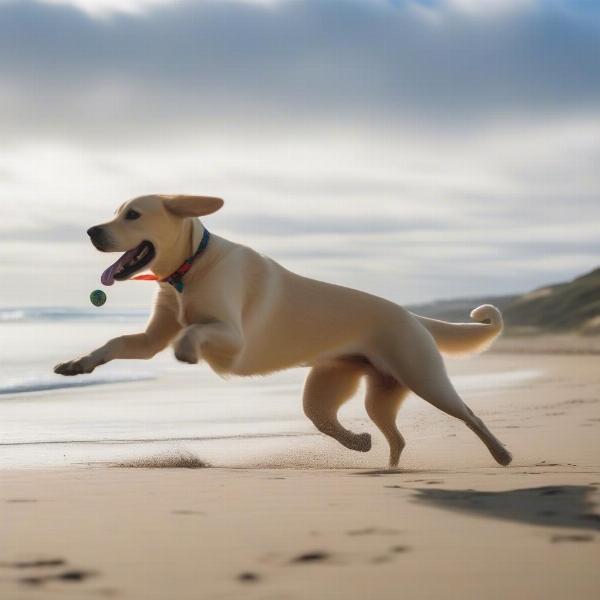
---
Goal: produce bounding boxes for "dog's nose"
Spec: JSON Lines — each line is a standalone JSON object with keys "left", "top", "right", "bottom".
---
{"left": 87, "top": 226, "right": 103, "bottom": 239}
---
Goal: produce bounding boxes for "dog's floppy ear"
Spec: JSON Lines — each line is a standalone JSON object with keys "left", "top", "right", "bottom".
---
{"left": 161, "top": 195, "right": 224, "bottom": 217}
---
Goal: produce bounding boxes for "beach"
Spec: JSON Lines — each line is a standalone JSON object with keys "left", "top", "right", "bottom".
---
{"left": 0, "top": 311, "right": 599, "bottom": 598}
{"left": 2, "top": 0, "right": 599, "bottom": 597}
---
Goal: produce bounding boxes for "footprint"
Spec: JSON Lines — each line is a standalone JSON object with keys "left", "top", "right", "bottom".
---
{"left": 2, "top": 559, "right": 66, "bottom": 569}
{"left": 20, "top": 570, "right": 96, "bottom": 586}
{"left": 292, "top": 552, "right": 329, "bottom": 564}
{"left": 57, "top": 570, "right": 94, "bottom": 582}
{"left": 237, "top": 572, "right": 260, "bottom": 583}
{"left": 390, "top": 545, "right": 411, "bottom": 554}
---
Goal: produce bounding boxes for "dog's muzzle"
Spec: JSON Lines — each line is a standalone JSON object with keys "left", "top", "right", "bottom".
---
{"left": 87, "top": 226, "right": 109, "bottom": 251}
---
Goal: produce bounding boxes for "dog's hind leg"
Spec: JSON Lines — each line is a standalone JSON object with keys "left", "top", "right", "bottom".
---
{"left": 303, "top": 361, "right": 371, "bottom": 452}
{"left": 461, "top": 405, "right": 513, "bottom": 466}
{"left": 374, "top": 318, "right": 512, "bottom": 466}
{"left": 364, "top": 372, "right": 409, "bottom": 467}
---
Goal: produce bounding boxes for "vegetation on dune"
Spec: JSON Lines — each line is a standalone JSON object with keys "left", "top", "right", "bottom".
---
{"left": 409, "top": 267, "right": 600, "bottom": 335}
{"left": 504, "top": 268, "right": 600, "bottom": 334}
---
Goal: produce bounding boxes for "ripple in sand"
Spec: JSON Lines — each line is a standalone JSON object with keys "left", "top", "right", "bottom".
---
{"left": 112, "top": 451, "right": 209, "bottom": 469}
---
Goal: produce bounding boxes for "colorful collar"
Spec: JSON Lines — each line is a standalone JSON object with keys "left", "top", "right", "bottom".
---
{"left": 133, "top": 228, "right": 210, "bottom": 293}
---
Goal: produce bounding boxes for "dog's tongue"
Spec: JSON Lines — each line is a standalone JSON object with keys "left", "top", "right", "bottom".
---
{"left": 101, "top": 247, "right": 140, "bottom": 286}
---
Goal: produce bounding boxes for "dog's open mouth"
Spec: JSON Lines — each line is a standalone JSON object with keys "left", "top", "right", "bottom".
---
{"left": 101, "top": 241, "right": 156, "bottom": 286}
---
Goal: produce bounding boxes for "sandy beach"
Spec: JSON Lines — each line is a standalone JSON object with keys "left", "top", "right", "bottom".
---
{"left": 2, "top": 0, "right": 599, "bottom": 597}
{"left": 1, "top": 345, "right": 599, "bottom": 599}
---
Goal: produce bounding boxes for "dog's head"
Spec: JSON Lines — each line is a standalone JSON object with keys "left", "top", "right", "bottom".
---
{"left": 87, "top": 195, "right": 223, "bottom": 285}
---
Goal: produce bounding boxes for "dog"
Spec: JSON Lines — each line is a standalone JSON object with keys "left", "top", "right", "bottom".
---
{"left": 55, "top": 195, "right": 512, "bottom": 467}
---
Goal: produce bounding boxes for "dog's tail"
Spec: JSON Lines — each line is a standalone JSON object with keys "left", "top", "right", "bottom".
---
{"left": 413, "top": 304, "right": 503, "bottom": 357}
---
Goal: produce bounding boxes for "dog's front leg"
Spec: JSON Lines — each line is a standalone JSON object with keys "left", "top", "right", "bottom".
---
{"left": 54, "top": 302, "right": 181, "bottom": 376}
{"left": 173, "top": 321, "right": 243, "bottom": 367}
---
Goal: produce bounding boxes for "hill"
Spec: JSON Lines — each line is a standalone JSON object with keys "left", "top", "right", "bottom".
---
{"left": 503, "top": 267, "right": 600, "bottom": 334}
{"left": 408, "top": 267, "right": 600, "bottom": 335}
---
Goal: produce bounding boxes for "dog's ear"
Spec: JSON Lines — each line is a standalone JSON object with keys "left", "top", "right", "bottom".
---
{"left": 161, "top": 195, "right": 224, "bottom": 217}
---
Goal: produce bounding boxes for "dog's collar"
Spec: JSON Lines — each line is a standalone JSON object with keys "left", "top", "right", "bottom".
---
{"left": 133, "top": 228, "right": 210, "bottom": 293}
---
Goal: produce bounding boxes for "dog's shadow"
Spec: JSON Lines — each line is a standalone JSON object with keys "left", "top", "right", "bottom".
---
{"left": 413, "top": 485, "right": 600, "bottom": 532}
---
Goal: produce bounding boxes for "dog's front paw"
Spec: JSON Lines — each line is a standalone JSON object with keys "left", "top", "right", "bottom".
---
{"left": 54, "top": 358, "right": 95, "bottom": 376}
{"left": 173, "top": 335, "right": 199, "bottom": 365}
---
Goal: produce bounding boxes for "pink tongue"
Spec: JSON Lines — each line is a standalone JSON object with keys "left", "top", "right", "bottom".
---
{"left": 101, "top": 247, "right": 140, "bottom": 286}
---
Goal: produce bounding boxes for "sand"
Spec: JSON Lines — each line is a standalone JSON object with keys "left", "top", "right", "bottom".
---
{"left": 1, "top": 344, "right": 599, "bottom": 599}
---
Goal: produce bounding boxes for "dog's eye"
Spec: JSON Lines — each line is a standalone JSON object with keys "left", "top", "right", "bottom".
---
{"left": 125, "top": 209, "right": 141, "bottom": 221}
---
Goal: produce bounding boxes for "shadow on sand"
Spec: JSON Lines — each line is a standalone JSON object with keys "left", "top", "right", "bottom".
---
{"left": 413, "top": 485, "right": 600, "bottom": 531}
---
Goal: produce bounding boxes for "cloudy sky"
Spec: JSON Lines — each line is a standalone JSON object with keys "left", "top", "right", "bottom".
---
{"left": 0, "top": 0, "right": 599, "bottom": 308}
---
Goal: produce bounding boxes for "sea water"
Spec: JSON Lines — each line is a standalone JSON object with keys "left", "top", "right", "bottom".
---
{"left": 0, "top": 307, "right": 540, "bottom": 469}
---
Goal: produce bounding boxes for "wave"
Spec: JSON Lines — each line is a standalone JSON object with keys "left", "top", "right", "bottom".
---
{"left": 0, "top": 372, "right": 157, "bottom": 396}
{"left": 0, "top": 306, "right": 148, "bottom": 323}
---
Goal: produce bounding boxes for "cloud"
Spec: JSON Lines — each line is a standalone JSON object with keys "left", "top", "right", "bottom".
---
{"left": 33, "top": 0, "right": 176, "bottom": 16}
{"left": 0, "top": 0, "right": 599, "bottom": 146}
{"left": 0, "top": 0, "right": 598, "bottom": 306}
{"left": 33, "top": 0, "right": 277, "bottom": 17}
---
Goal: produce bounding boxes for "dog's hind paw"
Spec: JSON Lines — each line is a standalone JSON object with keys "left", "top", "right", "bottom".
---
{"left": 494, "top": 447, "right": 513, "bottom": 467}
{"left": 344, "top": 432, "right": 372, "bottom": 453}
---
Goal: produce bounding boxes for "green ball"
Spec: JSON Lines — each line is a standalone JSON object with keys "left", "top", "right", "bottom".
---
{"left": 90, "top": 289, "right": 107, "bottom": 307}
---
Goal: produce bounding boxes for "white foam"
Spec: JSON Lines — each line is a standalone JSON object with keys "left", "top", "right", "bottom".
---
{"left": 0, "top": 372, "right": 157, "bottom": 396}
{"left": 0, "top": 309, "right": 27, "bottom": 322}
{"left": 0, "top": 306, "right": 148, "bottom": 323}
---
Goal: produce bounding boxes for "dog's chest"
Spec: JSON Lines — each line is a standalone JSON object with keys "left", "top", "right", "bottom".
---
{"left": 174, "top": 295, "right": 190, "bottom": 327}
{"left": 162, "top": 275, "right": 228, "bottom": 328}
{"left": 177, "top": 308, "right": 188, "bottom": 327}
{"left": 172, "top": 290, "right": 206, "bottom": 328}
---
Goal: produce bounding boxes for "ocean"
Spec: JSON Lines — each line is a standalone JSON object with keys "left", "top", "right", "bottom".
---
{"left": 0, "top": 307, "right": 540, "bottom": 469}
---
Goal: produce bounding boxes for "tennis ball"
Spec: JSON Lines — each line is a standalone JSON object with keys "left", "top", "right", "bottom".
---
{"left": 90, "top": 289, "right": 107, "bottom": 307}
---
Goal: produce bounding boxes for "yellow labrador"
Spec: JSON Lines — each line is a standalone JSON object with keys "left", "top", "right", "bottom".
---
{"left": 55, "top": 195, "right": 512, "bottom": 467}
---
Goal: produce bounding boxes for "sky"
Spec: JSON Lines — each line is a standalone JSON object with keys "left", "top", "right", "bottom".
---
{"left": 0, "top": 0, "right": 599, "bottom": 308}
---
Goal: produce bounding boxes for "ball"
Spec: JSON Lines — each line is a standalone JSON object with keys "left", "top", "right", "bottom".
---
{"left": 90, "top": 289, "right": 107, "bottom": 307}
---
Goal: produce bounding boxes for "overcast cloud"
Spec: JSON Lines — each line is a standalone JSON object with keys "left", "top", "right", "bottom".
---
{"left": 0, "top": 0, "right": 599, "bottom": 307}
